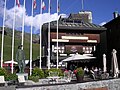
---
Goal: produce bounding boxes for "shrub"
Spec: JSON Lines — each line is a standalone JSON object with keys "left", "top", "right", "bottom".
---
{"left": 0, "top": 68, "right": 18, "bottom": 81}
{"left": 28, "top": 76, "right": 39, "bottom": 82}
{"left": 6, "top": 73, "right": 18, "bottom": 81}
{"left": 0, "top": 68, "right": 7, "bottom": 76}
{"left": 45, "top": 68, "right": 63, "bottom": 77}
{"left": 32, "top": 67, "right": 44, "bottom": 79}
{"left": 0, "top": 68, "right": 8, "bottom": 79}
{"left": 74, "top": 67, "right": 84, "bottom": 76}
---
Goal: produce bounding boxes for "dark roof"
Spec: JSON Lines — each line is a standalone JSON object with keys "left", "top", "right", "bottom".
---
{"left": 104, "top": 16, "right": 120, "bottom": 26}
{"left": 42, "top": 14, "right": 106, "bottom": 32}
{"left": 43, "top": 19, "right": 106, "bottom": 31}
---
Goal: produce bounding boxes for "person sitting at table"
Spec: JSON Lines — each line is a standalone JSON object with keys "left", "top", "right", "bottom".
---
{"left": 84, "top": 66, "right": 89, "bottom": 75}
{"left": 90, "top": 67, "right": 95, "bottom": 80}
{"left": 94, "top": 67, "right": 98, "bottom": 76}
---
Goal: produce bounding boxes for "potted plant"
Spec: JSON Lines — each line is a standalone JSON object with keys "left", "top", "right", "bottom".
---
{"left": 74, "top": 67, "right": 84, "bottom": 82}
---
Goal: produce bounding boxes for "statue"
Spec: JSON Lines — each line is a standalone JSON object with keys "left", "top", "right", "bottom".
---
{"left": 16, "top": 45, "right": 25, "bottom": 73}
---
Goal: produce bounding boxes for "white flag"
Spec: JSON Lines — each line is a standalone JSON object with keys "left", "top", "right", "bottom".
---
{"left": 42, "top": 1, "right": 45, "bottom": 10}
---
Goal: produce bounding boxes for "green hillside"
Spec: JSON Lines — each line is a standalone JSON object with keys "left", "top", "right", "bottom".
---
{"left": 0, "top": 27, "right": 40, "bottom": 61}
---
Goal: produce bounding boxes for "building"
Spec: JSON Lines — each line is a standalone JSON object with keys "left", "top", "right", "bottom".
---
{"left": 104, "top": 12, "right": 120, "bottom": 71}
{"left": 69, "top": 11, "right": 92, "bottom": 23}
{"left": 41, "top": 12, "right": 107, "bottom": 68}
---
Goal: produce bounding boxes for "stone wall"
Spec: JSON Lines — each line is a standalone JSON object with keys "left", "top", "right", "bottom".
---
{"left": 16, "top": 79, "right": 120, "bottom": 90}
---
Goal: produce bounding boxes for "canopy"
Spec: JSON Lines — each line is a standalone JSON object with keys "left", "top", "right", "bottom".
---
{"left": 4, "top": 60, "right": 18, "bottom": 64}
{"left": 62, "top": 53, "right": 96, "bottom": 62}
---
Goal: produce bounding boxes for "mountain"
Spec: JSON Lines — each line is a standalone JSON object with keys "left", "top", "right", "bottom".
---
{"left": 0, "top": 27, "right": 40, "bottom": 61}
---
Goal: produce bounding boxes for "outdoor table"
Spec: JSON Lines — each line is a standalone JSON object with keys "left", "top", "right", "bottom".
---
{"left": 47, "top": 76, "right": 60, "bottom": 83}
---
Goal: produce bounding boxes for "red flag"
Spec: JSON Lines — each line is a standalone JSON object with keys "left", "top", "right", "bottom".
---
{"left": 42, "top": 1, "right": 46, "bottom": 10}
{"left": 58, "top": 1, "right": 60, "bottom": 12}
{"left": 33, "top": 0, "right": 36, "bottom": 9}
{"left": 16, "top": 0, "right": 20, "bottom": 7}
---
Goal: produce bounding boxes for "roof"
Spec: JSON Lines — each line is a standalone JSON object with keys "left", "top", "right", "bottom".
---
{"left": 104, "top": 16, "right": 120, "bottom": 26}
{"left": 42, "top": 14, "right": 106, "bottom": 32}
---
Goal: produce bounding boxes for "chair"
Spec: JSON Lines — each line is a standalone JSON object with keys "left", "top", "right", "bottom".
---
{"left": 101, "top": 73, "right": 109, "bottom": 79}
{"left": 90, "top": 70, "right": 96, "bottom": 80}
{"left": 0, "top": 76, "right": 6, "bottom": 86}
{"left": 17, "top": 75, "right": 25, "bottom": 85}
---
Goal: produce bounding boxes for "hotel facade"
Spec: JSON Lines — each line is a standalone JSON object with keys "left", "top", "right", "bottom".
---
{"left": 41, "top": 11, "right": 107, "bottom": 68}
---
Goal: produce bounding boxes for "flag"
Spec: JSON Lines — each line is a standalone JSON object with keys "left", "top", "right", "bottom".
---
{"left": 58, "top": 1, "right": 60, "bottom": 12}
{"left": 33, "top": 0, "right": 36, "bottom": 9}
{"left": 16, "top": 0, "right": 20, "bottom": 7}
{"left": 42, "top": 1, "right": 45, "bottom": 10}
{"left": 48, "top": 0, "right": 51, "bottom": 13}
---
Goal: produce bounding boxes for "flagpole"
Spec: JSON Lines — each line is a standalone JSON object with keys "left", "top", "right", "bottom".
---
{"left": 21, "top": 0, "right": 26, "bottom": 50}
{"left": 1, "top": 0, "right": 7, "bottom": 68}
{"left": 56, "top": 0, "right": 59, "bottom": 69}
{"left": 11, "top": 0, "right": 16, "bottom": 74}
{"left": 30, "top": 0, "right": 34, "bottom": 76}
{"left": 39, "top": 0, "right": 42, "bottom": 69}
{"left": 47, "top": 0, "right": 51, "bottom": 69}
{"left": 81, "top": 0, "right": 84, "bottom": 10}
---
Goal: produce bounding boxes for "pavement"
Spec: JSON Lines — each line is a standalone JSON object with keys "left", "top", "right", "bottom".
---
{"left": 0, "top": 86, "right": 15, "bottom": 90}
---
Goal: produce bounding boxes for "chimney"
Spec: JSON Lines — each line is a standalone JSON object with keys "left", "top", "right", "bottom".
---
{"left": 113, "top": 11, "right": 119, "bottom": 18}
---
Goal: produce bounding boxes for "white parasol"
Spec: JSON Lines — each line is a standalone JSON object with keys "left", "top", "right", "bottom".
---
{"left": 4, "top": 60, "right": 18, "bottom": 64}
{"left": 62, "top": 53, "right": 96, "bottom": 62}
{"left": 103, "top": 54, "right": 107, "bottom": 72}
{"left": 112, "top": 49, "right": 119, "bottom": 78}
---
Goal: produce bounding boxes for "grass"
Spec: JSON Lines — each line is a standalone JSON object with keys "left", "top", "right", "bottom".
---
{"left": 0, "top": 28, "right": 40, "bottom": 61}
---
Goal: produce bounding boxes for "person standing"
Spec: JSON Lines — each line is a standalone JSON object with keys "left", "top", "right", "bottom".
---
{"left": 16, "top": 45, "right": 25, "bottom": 73}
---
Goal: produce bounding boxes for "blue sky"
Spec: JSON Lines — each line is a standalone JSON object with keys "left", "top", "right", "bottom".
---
{"left": 0, "top": 0, "right": 120, "bottom": 34}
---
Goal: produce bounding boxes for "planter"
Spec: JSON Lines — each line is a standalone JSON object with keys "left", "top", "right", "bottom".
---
{"left": 76, "top": 74, "right": 84, "bottom": 82}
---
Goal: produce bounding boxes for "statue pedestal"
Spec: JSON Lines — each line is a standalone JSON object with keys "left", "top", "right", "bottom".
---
{"left": 16, "top": 73, "right": 28, "bottom": 80}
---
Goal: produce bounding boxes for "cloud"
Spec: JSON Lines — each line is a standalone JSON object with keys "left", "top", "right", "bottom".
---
{"left": 0, "top": 0, "right": 66, "bottom": 33}
{"left": 0, "top": 0, "right": 4, "bottom": 17}
{"left": 99, "top": 22, "right": 106, "bottom": 26}
{"left": 32, "top": 13, "right": 59, "bottom": 32}
{"left": 5, "top": 6, "right": 24, "bottom": 28}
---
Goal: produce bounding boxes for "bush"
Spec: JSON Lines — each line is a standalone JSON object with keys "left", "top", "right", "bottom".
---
{"left": 0, "top": 68, "right": 7, "bottom": 76}
{"left": 74, "top": 67, "right": 84, "bottom": 76}
{"left": 6, "top": 73, "right": 18, "bottom": 81}
{"left": 0, "top": 68, "right": 18, "bottom": 81}
{"left": 28, "top": 76, "right": 39, "bottom": 82}
{"left": 45, "top": 68, "right": 63, "bottom": 77}
{"left": 0, "top": 68, "right": 8, "bottom": 79}
{"left": 32, "top": 67, "right": 44, "bottom": 79}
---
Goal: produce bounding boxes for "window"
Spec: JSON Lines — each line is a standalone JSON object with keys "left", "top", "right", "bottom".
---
{"left": 52, "top": 45, "right": 65, "bottom": 54}
{"left": 83, "top": 46, "right": 93, "bottom": 54}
